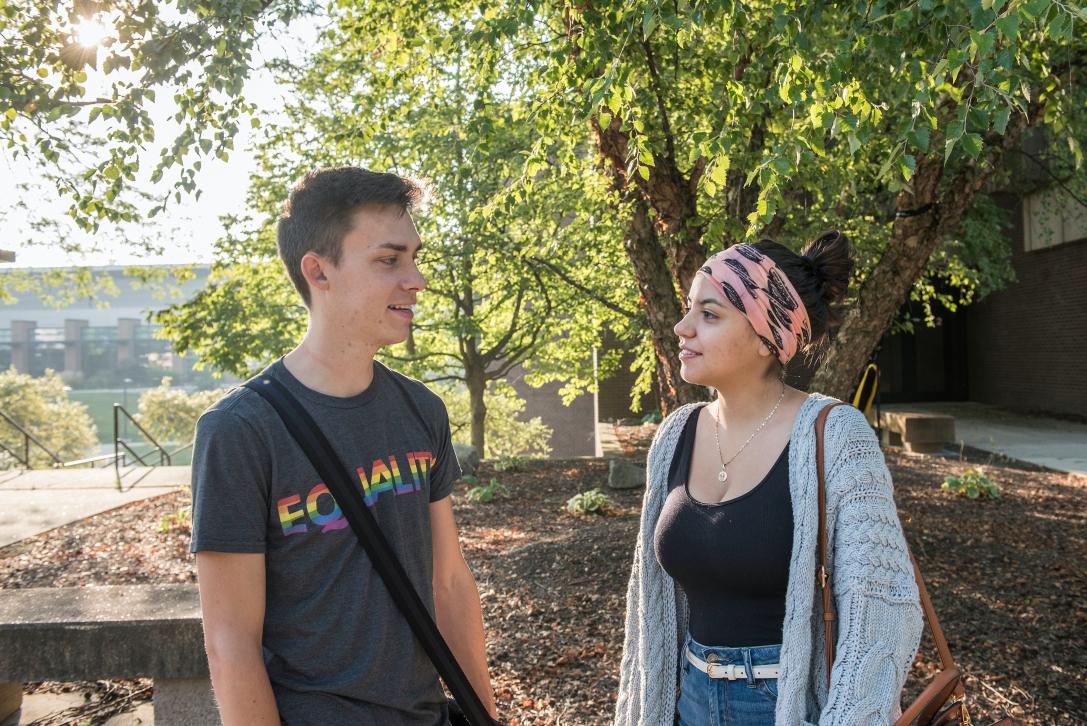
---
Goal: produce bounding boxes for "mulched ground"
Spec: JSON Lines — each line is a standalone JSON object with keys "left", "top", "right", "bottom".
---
{"left": 2, "top": 427, "right": 1084, "bottom": 725}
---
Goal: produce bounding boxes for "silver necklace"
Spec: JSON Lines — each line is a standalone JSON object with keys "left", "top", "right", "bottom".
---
{"left": 712, "top": 383, "right": 786, "bottom": 485}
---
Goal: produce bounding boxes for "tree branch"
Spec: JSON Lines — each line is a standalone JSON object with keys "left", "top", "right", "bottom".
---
{"left": 527, "top": 255, "right": 641, "bottom": 320}
{"left": 640, "top": 33, "right": 677, "bottom": 169}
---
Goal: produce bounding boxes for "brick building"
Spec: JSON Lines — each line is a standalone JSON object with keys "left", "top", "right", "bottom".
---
{"left": 878, "top": 183, "right": 1086, "bottom": 420}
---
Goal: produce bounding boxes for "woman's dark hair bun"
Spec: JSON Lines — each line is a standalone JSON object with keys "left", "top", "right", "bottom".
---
{"left": 752, "top": 230, "right": 855, "bottom": 357}
{"left": 800, "top": 230, "right": 853, "bottom": 308}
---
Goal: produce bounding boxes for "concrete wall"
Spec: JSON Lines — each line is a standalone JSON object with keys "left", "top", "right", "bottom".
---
{"left": 506, "top": 363, "right": 596, "bottom": 458}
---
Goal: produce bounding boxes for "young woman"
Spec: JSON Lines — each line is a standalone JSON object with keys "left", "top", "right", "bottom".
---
{"left": 614, "top": 232, "right": 923, "bottom": 726}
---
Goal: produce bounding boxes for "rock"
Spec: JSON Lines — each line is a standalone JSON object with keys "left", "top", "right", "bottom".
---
{"left": 453, "top": 443, "right": 480, "bottom": 476}
{"left": 608, "top": 459, "right": 645, "bottom": 490}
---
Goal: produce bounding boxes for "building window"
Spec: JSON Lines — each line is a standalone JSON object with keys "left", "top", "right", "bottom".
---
{"left": 1023, "top": 185, "right": 1087, "bottom": 251}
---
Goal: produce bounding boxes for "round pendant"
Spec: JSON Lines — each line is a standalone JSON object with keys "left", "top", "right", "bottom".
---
{"left": 717, "top": 469, "right": 728, "bottom": 483}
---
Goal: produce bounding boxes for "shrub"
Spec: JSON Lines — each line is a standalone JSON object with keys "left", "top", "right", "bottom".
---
{"left": 136, "top": 378, "right": 225, "bottom": 444}
{"left": 494, "top": 454, "right": 529, "bottom": 472}
{"left": 0, "top": 368, "right": 97, "bottom": 468}
{"left": 942, "top": 467, "right": 1000, "bottom": 499}
{"left": 641, "top": 410, "right": 662, "bottom": 425}
{"left": 443, "top": 381, "right": 553, "bottom": 459}
{"left": 466, "top": 477, "right": 510, "bottom": 503}
{"left": 566, "top": 488, "right": 613, "bottom": 516}
{"left": 159, "top": 505, "right": 192, "bottom": 534}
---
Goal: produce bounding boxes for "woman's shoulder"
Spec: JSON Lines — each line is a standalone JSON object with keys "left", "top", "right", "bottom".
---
{"left": 656, "top": 402, "right": 705, "bottom": 439}
{"left": 647, "top": 402, "right": 705, "bottom": 462}
{"left": 797, "top": 394, "right": 873, "bottom": 440}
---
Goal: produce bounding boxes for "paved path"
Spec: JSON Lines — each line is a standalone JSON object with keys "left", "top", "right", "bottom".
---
{"left": 0, "top": 466, "right": 190, "bottom": 549}
{"left": 881, "top": 402, "right": 1087, "bottom": 476}
{"left": 595, "top": 422, "right": 622, "bottom": 458}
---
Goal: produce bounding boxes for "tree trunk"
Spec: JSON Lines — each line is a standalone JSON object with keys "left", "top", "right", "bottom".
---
{"left": 812, "top": 105, "right": 1043, "bottom": 399}
{"left": 624, "top": 198, "right": 706, "bottom": 414}
{"left": 465, "top": 362, "right": 487, "bottom": 456}
{"left": 592, "top": 116, "right": 706, "bottom": 414}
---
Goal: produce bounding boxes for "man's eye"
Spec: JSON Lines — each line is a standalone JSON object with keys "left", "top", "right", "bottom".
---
{"left": 380, "top": 257, "right": 397, "bottom": 266}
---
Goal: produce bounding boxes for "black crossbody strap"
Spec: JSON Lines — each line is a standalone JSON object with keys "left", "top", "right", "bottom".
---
{"left": 244, "top": 375, "right": 492, "bottom": 726}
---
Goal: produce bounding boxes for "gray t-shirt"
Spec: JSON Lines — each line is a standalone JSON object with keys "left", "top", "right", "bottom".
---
{"left": 190, "top": 359, "right": 461, "bottom": 725}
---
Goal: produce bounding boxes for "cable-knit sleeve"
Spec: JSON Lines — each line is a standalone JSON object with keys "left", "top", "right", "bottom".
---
{"left": 614, "top": 404, "right": 700, "bottom": 726}
{"left": 818, "top": 406, "right": 923, "bottom": 725}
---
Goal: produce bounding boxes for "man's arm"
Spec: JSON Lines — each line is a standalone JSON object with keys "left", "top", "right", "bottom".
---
{"left": 430, "top": 496, "right": 497, "bottom": 719}
{"left": 196, "top": 551, "right": 280, "bottom": 725}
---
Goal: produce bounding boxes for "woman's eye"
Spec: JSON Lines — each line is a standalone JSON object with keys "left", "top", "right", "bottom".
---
{"left": 379, "top": 257, "right": 397, "bottom": 266}
{"left": 701, "top": 310, "right": 716, "bottom": 320}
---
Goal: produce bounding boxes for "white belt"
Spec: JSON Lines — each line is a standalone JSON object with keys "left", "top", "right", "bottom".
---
{"left": 685, "top": 647, "right": 781, "bottom": 680}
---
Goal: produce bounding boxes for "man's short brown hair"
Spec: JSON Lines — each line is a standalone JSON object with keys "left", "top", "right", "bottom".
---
{"left": 277, "top": 167, "right": 425, "bottom": 306}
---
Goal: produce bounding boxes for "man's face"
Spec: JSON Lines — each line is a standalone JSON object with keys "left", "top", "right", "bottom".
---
{"left": 315, "top": 204, "right": 426, "bottom": 349}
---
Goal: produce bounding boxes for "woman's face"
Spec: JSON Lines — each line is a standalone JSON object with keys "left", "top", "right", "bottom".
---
{"left": 674, "top": 273, "right": 773, "bottom": 388}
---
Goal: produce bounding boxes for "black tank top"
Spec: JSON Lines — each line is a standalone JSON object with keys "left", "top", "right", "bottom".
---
{"left": 653, "top": 404, "right": 793, "bottom": 647}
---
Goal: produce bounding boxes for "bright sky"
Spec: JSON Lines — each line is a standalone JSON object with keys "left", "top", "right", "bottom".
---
{"left": 2, "top": 13, "right": 320, "bottom": 269}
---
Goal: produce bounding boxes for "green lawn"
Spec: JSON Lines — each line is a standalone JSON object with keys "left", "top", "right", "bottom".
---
{"left": 69, "top": 389, "right": 150, "bottom": 444}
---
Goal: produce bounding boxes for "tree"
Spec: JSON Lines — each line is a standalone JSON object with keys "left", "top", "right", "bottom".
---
{"left": 7, "top": 1, "right": 1085, "bottom": 410}
{"left": 135, "top": 377, "right": 224, "bottom": 444}
{"left": 443, "top": 381, "right": 553, "bottom": 459}
{"left": 0, "top": 368, "right": 97, "bottom": 468}
{"left": 154, "top": 9, "right": 636, "bottom": 454}
{"left": 421, "top": 0, "right": 1085, "bottom": 404}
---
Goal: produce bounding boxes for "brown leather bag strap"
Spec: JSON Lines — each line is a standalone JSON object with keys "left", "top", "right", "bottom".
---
{"left": 815, "top": 401, "right": 849, "bottom": 688}
{"left": 815, "top": 402, "right": 964, "bottom": 702}
{"left": 909, "top": 551, "right": 959, "bottom": 674}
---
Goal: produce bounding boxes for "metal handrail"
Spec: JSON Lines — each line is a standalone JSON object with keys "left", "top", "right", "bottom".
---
{"left": 61, "top": 452, "right": 122, "bottom": 468}
{"left": 0, "top": 409, "right": 63, "bottom": 468}
{"left": 165, "top": 440, "right": 194, "bottom": 460}
{"left": 117, "top": 439, "right": 153, "bottom": 466}
{"left": 114, "top": 404, "right": 171, "bottom": 478}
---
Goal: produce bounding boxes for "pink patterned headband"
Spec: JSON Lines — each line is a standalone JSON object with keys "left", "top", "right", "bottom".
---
{"left": 697, "top": 244, "right": 812, "bottom": 365}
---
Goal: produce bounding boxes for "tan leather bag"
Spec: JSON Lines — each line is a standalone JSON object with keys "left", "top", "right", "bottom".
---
{"left": 815, "top": 402, "right": 1016, "bottom": 726}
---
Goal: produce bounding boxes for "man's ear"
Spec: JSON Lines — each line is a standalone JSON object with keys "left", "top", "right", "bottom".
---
{"left": 300, "top": 252, "right": 330, "bottom": 295}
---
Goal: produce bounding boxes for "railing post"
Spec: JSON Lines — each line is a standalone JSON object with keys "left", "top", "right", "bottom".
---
{"left": 24, "top": 434, "right": 30, "bottom": 470}
{"left": 113, "top": 404, "right": 121, "bottom": 487}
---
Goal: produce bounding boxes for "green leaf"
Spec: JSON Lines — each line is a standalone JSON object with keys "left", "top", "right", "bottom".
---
{"left": 908, "top": 126, "right": 931, "bottom": 153}
{"left": 995, "top": 13, "right": 1019, "bottom": 39}
{"left": 899, "top": 154, "right": 917, "bottom": 181}
{"left": 637, "top": 165, "right": 650, "bottom": 180}
{"left": 1048, "top": 13, "right": 1070, "bottom": 40}
{"left": 642, "top": 7, "right": 658, "bottom": 38}
{"left": 960, "top": 132, "right": 983, "bottom": 159}
{"left": 974, "top": 31, "right": 995, "bottom": 60}
{"left": 946, "top": 120, "right": 965, "bottom": 143}
{"left": 709, "top": 156, "right": 730, "bottom": 184}
{"left": 992, "top": 106, "right": 1011, "bottom": 135}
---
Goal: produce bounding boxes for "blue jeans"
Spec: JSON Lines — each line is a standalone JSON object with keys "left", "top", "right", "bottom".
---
{"left": 676, "top": 634, "right": 781, "bottom": 726}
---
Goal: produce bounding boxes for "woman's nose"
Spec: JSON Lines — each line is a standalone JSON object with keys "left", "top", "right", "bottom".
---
{"left": 674, "top": 312, "right": 693, "bottom": 339}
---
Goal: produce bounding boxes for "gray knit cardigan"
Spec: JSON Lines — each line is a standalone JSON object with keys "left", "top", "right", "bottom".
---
{"left": 614, "top": 394, "right": 924, "bottom": 725}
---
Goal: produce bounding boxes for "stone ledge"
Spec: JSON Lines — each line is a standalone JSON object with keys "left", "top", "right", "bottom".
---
{"left": 880, "top": 409, "right": 956, "bottom": 453}
{"left": 0, "top": 585, "right": 206, "bottom": 682}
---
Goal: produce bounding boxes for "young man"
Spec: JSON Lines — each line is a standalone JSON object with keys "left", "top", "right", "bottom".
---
{"left": 190, "top": 167, "right": 497, "bottom": 725}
